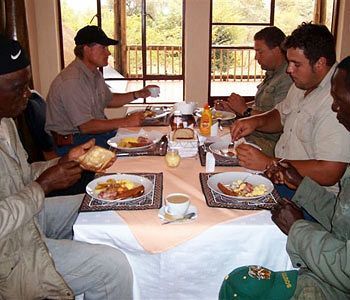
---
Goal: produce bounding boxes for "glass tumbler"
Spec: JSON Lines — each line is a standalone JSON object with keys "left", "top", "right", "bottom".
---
{"left": 165, "top": 149, "right": 181, "bottom": 167}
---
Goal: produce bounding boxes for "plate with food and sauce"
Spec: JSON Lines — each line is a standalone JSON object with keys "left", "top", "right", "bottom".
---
{"left": 195, "top": 108, "right": 236, "bottom": 121}
{"left": 207, "top": 172, "right": 274, "bottom": 201}
{"left": 86, "top": 174, "right": 153, "bottom": 203}
{"left": 107, "top": 135, "right": 155, "bottom": 151}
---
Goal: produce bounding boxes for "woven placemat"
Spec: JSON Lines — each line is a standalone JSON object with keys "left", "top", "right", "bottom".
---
{"left": 198, "top": 143, "right": 239, "bottom": 167}
{"left": 199, "top": 172, "right": 281, "bottom": 210}
{"left": 79, "top": 173, "right": 163, "bottom": 212}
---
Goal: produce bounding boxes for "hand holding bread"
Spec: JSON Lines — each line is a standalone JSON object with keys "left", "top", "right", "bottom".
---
{"left": 76, "top": 145, "right": 115, "bottom": 172}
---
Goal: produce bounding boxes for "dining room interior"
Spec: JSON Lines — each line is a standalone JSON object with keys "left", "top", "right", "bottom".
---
{"left": 1, "top": 0, "right": 350, "bottom": 299}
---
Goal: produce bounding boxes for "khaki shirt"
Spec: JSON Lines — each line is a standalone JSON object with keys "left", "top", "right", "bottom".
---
{"left": 0, "top": 118, "right": 73, "bottom": 299}
{"left": 254, "top": 61, "right": 293, "bottom": 112}
{"left": 46, "top": 58, "right": 113, "bottom": 135}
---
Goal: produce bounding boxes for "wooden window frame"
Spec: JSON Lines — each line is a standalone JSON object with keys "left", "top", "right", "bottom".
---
{"left": 57, "top": 0, "right": 185, "bottom": 104}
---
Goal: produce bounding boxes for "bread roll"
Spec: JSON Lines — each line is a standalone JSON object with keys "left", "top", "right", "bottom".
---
{"left": 77, "top": 146, "right": 115, "bottom": 172}
{"left": 173, "top": 128, "right": 195, "bottom": 140}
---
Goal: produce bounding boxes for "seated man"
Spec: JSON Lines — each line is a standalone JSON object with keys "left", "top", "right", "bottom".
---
{"left": 46, "top": 25, "right": 159, "bottom": 156}
{"left": 216, "top": 26, "right": 293, "bottom": 156}
{"left": 0, "top": 35, "right": 132, "bottom": 299}
{"left": 231, "top": 23, "right": 350, "bottom": 195}
{"left": 220, "top": 56, "right": 350, "bottom": 300}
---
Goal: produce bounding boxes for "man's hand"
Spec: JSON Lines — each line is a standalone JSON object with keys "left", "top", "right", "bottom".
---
{"left": 124, "top": 111, "right": 145, "bottom": 127}
{"left": 235, "top": 143, "right": 273, "bottom": 171}
{"left": 265, "top": 161, "right": 303, "bottom": 190}
{"left": 35, "top": 161, "right": 82, "bottom": 195}
{"left": 60, "top": 139, "right": 96, "bottom": 163}
{"left": 214, "top": 100, "right": 234, "bottom": 112}
{"left": 135, "top": 85, "right": 159, "bottom": 99}
{"left": 227, "top": 92, "right": 248, "bottom": 115}
{"left": 230, "top": 118, "right": 258, "bottom": 140}
{"left": 271, "top": 198, "right": 304, "bottom": 235}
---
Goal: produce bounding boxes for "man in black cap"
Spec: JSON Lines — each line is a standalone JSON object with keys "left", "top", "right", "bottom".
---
{"left": 0, "top": 35, "right": 133, "bottom": 299}
{"left": 46, "top": 25, "right": 159, "bottom": 155}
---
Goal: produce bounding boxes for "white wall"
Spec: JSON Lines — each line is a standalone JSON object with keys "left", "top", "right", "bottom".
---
{"left": 184, "top": 0, "right": 210, "bottom": 106}
{"left": 336, "top": 0, "right": 350, "bottom": 60}
{"left": 25, "top": 0, "right": 61, "bottom": 98}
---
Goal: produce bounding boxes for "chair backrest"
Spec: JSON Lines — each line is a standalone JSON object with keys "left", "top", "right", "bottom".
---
{"left": 23, "top": 91, "right": 57, "bottom": 160}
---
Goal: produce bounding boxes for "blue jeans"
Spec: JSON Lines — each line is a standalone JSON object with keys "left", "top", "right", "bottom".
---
{"left": 37, "top": 194, "right": 133, "bottom": 299}
{"left": 55, "top": 131, "right": 116, "bottom": 156}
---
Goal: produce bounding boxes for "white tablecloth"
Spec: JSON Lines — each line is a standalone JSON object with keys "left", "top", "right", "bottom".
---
{"left": 74, "top": 209, "right": 293, "bottom": 300}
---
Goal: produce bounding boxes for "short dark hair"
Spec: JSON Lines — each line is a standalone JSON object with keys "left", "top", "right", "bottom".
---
{"left": 283, "top": 22, "right": 336, "bottom": 66}
{"left": 74, "top": 45, "right": 85, "bottom": 59}
{"left": 254, "top": 26, "right": 286, "bottom": 49}
{"left": 337, "top": 56, "right": 350, "bottom": 92}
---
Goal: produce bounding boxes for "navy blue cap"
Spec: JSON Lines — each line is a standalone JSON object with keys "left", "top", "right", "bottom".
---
{"left": 0, "top": 35, "right": 30, "bottom": 75}
{"left": 74, "top": 25, "right": 118, "bottom": 46}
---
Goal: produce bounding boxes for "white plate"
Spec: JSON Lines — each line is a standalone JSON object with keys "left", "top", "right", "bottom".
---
{"left": 158, "top": 204, "right": 198, "bottom": 222}
{"left": 86, "top": 174, "right": 153, "bottom": 203}
{"left": 209, "top": 141, "right": 236, "bottom": 158}
{"left": 195, "top": 109, "right": 236, "bottom": 121}
{"left": 107, "top": 136, "right": 155, "bottom": 151}
{"left": 128, "top": 107, "right": 172, "bottom": 119}
{"left": 207, "top": 172, "right": 274, "bottom": 200}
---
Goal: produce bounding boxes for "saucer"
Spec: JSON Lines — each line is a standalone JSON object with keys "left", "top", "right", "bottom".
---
{"left": 158, "top": 204, "right": 198, "bottom": 223}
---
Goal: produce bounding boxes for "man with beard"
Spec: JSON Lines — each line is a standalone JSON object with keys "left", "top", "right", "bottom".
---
{"left": 231, "top": 23, "right": 350, "bottom": 196}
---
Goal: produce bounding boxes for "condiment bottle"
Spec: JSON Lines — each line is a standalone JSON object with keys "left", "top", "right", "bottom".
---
{"left": 170, "top": 110, "right": 184, "bottom": 131}
{"left": 165, "top": 149, "right": 181, "bottom": 167}
{"left": 199, "top": 104, "right": 212, "bottom": 136}
{"left": 182, "top": 114, "right": 196, "bottom": 128}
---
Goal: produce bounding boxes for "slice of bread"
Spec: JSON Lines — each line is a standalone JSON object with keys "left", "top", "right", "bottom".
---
{"left": 173, "top": 128, "right": 195, "bottom": 140}
{"left": 77, "top": 146, "right": 115, "bottom": 172}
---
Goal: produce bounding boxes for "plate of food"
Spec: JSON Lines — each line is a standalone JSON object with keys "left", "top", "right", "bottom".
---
{"left": 107, "top": 135, "right": 155, "bottom": 151}
{"left": 207, "top": 172, "right": 274, "bottom": 200}
{"left": 195, "top": 108, "right": 236, "bottom": 121}
{"left": 209, "top": 141, "right": 236, "bottom": 159}
{"left": 86, "top": 174, "right": 153, "bottom": 203}
{"left": 144, "top": 107, "right": 173, "bottom": 119}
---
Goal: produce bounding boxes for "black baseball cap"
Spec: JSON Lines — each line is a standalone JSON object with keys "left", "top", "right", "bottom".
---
{"left": 74, "top": 25, "right": 118, "bottom": 46}
{"left": 0, "top": 35, "right": 30, "bottom": 75}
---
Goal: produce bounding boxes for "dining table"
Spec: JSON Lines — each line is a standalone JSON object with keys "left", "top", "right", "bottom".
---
{"left": 73, "top": 126, "right": 294, "bottom": 300}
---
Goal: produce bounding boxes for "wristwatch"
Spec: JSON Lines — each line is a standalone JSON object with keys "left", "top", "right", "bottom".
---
{"left": 242, "top": 107, "right": 253, "bottom": 117}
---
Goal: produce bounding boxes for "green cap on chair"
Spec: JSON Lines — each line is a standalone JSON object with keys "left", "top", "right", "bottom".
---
{"left": 219, "top": 265, "right": 298, "bottom": 300}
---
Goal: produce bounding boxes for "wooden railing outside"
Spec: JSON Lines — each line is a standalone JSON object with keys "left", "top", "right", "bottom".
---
{"left": 126, "top": 45, "right": 182, "bottom": 77}
{"left": 125, "top": 45, "right": 263, "bottom": 81}
{"left": 211, "top": 47, "right": 264, "bottom": 82}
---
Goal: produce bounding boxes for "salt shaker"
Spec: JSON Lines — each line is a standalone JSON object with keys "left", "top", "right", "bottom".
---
{"left": 205, "top": 152, "right": 215, "bottom": 172}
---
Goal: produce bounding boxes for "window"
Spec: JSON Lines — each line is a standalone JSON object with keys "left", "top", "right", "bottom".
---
{"left": 209, "top": 0, "right": 335, "bottom": 103}
{"left": 59, "top": 0, "right": 184, "bottom": 104}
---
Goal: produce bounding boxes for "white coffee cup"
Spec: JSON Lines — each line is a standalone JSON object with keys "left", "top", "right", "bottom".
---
{"left": 149, "top": 87, "right": 160, "bottom": 97}
{"left": 165, "top": 193, "right": 190, "bottom": 218}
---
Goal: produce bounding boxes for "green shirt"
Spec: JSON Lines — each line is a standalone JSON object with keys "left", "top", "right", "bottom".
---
{"left": 288, "top": 175, "right": 350, "bottom": 299}
{"left": 254, "top": 61, "right": 293, "bottom": 112}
